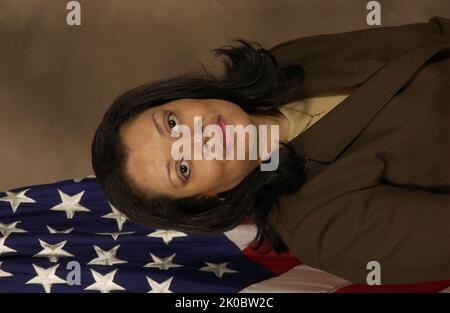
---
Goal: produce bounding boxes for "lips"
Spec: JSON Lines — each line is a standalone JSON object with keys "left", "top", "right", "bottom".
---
{"left": 217, "top": 117, "right": 228, "bottom": 151}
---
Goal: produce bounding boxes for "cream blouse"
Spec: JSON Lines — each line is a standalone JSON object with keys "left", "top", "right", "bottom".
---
{"left": 277, "top": 87, "right": 355, "bottom": 141}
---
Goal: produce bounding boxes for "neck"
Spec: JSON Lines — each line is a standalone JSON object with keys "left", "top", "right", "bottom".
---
{"left": 248, "top": 109, "right": 291, "bottom": 166}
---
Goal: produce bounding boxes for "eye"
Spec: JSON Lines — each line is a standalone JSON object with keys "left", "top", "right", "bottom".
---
{"left": 179, "top": 158, "right": 191, "bottom": 180}
{"left": 167, "top": 112, "right": 179, "bottom": 134}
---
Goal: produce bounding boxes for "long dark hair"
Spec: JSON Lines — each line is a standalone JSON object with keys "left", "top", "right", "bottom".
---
{"left": 91, "top": 38, "right": 308, "bottom": 254}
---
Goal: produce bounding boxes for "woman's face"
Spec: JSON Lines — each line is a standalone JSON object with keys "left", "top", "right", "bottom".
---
{"left": 119, "top": 98, "right": 263, "bottom": 199}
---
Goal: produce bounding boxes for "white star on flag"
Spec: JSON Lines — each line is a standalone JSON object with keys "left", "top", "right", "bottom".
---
{"left": 49, "top": 190, "right": 90, "bottom": 219}
{"left": 96, "top": 231, "right": 136, "bottom": 241}
{"left": 0, "top": 237, "right": 17, "bottom": 255}
{"left": 0, "top": 221, "right": 27, "bottom": 238}
{"left": 147, "top": 229, "right": 188, "bottom": 245}
{"left": 144, "top": 253, "right": 183, "bottom": 270}
{"left": 0, "top": 262, "right": 12, "bottom": 277}
{"left": 33, "top": 239, "right": 75, "bottom": 263}
{"left": 87, "top": 245, "right": 127, "bottom": 266}
{"left": 46, "top": 226, "right": 74, "bottom": 234}
{"left": 146, "top": 276, "right": 174, "bottom": 293}
{"left": 84, "top": 269, "right": 125, "bottom": 293}
{"left": 102, "top": 204, "right": 128, "bottom": 231}
{"left": 199, "top": 261, "right": 239, "bottom": 278}
{"left": 0, "top": 189, "right": 36, "bottom": 213}
{"left": 26, "top": 264, "right": 66, "bottom": 293}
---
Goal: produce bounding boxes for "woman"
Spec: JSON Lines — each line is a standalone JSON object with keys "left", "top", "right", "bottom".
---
{"left": 92, "top": 16, "right": 450, "bottom": 284}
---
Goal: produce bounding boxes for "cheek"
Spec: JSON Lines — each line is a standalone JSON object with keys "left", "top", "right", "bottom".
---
{"left": 194, "top": 160, "right": 225, "bottom": 184}
{"left": 229, "top": 109, "right": 252, "bottom": 127}
{"left": 227, "top": 159, "right": 251, "bottom": 180}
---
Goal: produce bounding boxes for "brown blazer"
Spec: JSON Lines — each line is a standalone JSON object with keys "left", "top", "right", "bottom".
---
{"left": 266, "top": 16, "right": 450, "bottom": 285}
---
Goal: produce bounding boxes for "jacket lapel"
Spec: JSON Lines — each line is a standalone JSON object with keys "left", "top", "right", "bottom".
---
{"left": 287, "top": 42, "right": 450, "bottom": 163}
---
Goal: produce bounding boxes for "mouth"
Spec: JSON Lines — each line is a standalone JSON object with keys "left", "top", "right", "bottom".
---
{"left": 217, "top": 116, "right": 228, "bottom": 152}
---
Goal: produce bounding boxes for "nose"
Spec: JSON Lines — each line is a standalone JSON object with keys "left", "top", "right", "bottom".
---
{"left": 188, "top": 117, "right": 210, "bottom": 159}
{"left": 190, "top": 117, "right": 219, "bottom": 159}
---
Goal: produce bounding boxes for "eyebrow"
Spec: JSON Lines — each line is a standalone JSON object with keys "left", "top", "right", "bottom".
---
{"left": 152, "top": 111, "right": 177, "bottom": 188}
{"left": 152, "top": 111, "right": 163, "bottom": 135}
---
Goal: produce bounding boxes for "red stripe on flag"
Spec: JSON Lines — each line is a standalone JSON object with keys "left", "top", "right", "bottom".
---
{"left": 243, "top": 240, "right": 302, "bottom": 275}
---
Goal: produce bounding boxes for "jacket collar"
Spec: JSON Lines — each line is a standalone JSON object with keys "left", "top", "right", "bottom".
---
{"left": 280, "top": 42, "right": 450, "bottom": 163}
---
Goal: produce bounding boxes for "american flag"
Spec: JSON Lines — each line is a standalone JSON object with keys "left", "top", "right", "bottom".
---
{"left": 1, "top": 176, "right": 449, "bottom": 293}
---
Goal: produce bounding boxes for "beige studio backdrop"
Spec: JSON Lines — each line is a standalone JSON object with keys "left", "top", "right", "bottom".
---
{"left": 1, "top": 0, "right": 450, "bottom": 191}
